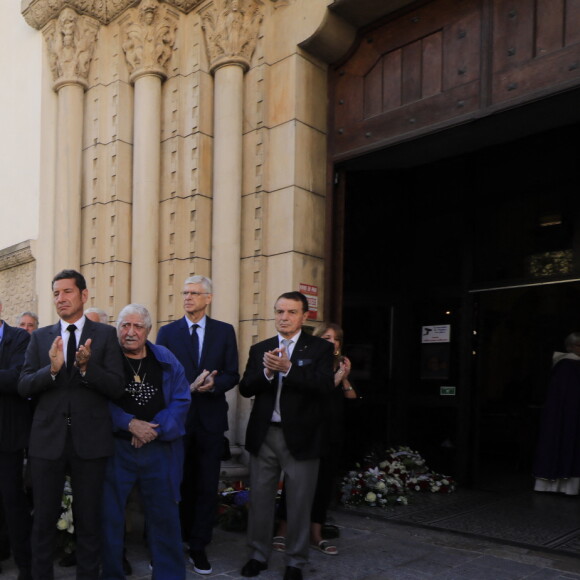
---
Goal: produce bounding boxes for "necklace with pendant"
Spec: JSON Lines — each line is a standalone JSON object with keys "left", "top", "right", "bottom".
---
{"left": 124, "top": 355, "right": 144, "bottom": 383}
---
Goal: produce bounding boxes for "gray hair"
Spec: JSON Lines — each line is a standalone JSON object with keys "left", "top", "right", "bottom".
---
{"left": 184, "top": 275, "right": 212, "bottom": 294}
{"left": 116, "top": 304, "right": 152, "bottom": 331}
{"left": 17, "top": 311, "right": 39, "bottom": 328}
{"left": 565, "top": 332, "right": 580, "bottom": 352}
{"left": 85, "top": 307, "right": 109, "bottom": 324}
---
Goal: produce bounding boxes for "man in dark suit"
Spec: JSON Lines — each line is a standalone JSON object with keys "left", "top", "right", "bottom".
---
{"left": 157, "top": 275, "right": 239, "bottom": 575}
{"left": 0, "top": 299, "right": 32, "bottom": 580}
{"left": 18, "top": 270, "right": 124, "bottom": 580}
{"left": 239, "top": 291, "right": 334, "bottom": 580}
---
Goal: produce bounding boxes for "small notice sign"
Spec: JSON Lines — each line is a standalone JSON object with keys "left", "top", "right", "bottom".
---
{"left": 440, "top": 386, "right": 456, "bottom": 396}
{"left": 299, "top": 283, "right": 318, "bottom": 320}
{"left": 421, "top": 325, "right": 451, "bottom": 343}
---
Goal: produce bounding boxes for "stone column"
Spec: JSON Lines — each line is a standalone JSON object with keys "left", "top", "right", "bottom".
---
{"left": 202, "top": 0, "right": 263, "bottom": 468}
{"left": 44, "top": 8, "right": 99, "bottom": 272}
{"left": 211, "top": 64, "right": 245, "bottom": 325}
{"left": 122, "top": 0, "right": 176, "bottom": 320}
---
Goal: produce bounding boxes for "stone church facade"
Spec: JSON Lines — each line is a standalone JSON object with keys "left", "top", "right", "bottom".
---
{"left": 3, "top": 0, "right": 351, "bottom": 461}
{"left": 7, "top": 0, "right": 580, "bottom": 476}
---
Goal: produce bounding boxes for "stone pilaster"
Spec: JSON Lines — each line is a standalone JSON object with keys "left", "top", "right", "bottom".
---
{"left": 122, "top": 0, "right": 177, "bottom": 324}
{"left": 44, "top": 7, "right": 99, "bottom": 272}
{"left": 201, "top": 0, "right": 264, "bottom": 473}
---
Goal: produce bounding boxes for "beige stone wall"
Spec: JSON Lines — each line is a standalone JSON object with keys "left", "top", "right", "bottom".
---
{"left": 19, "top": 0, "right": 335, "bottom": 449}
{"left": 34, "top": 0, "right": 331, "bottom": 338}
{"left": 75, "top": 6, "right": 214, "bottom": 324}
{"left": 0, "top": 241, "right": 38, "bottom": 326}
{"left": 240, "top": 1, "right": 329, "bottom": 352}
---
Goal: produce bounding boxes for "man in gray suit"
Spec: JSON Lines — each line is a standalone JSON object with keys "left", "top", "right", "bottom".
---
{"left": 239, "top": 292, "right": 334, "bottom": 580}
{"left": 18, "top": 270, "right": 125, "bottom": 580}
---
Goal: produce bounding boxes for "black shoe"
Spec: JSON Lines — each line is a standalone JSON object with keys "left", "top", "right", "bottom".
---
{"left": 241, "top": 558, "right": 267, "bottom": 577}
{"left": 283, "top": 566, "right": 303, "bottom": 580}
{"left": 123, "top": 555, "right": 132, "bottom": 575}
{"left": 59, "top": 551, "right": 77, "bottom": 567}
{"left": 189, "top": 549, "right": 212, "bottom": 575}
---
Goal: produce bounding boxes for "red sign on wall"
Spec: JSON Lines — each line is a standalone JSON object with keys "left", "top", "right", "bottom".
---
{"left": 299, "top": 283, "right": 318, "bottom": 320}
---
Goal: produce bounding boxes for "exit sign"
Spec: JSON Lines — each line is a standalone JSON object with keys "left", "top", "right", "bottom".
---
{"left": 440, "top": 386, "right": 456, "bottom": 396}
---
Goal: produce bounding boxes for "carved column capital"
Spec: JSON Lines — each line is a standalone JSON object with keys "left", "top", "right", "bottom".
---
{"left": 43, "top": 7, "right": 99, "bottom": 91}
{"left": 201, "top": 0, "right": 264, "bottom": 74}
{"left": 22, "top": 1, "right": 207, "bottom": 29}
{"left": 121, "top": 0, "right": 178, "bottom": 84}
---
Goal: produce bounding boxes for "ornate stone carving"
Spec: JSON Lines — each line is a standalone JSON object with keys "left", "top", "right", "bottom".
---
{"left": 167, "top": 0, "right": 205, "bottom": 13}
{"left": 201, "top": 0, "right": 264, "bottom": 73}
{"left": 44, "top": 7, "right": 100, "bottom": 90}
{"left": 0, "top": 241, "right": 35, "bottom": 272}
{"left": 122, "top": 0, "right": 177, "bottom": 82}
{"left": 22, "top": 0, "right": 206, "bottom": 29}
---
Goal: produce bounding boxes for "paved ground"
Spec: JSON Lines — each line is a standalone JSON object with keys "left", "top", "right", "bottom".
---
{"left": 2, "top": 508, "right": 580, "bottom": 579}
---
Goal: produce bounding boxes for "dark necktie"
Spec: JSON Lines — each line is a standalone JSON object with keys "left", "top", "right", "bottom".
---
{"left": 191, "top": 324, "right": 199, "bottom": 368}
{"left": 67, "top": 324, "right": 77, "bottom": 373}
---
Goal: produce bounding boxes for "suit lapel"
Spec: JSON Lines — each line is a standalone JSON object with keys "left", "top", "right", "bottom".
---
{"left": 179, "top": 317, "right": 198, "bottom": 368}
{"left": 198, "top": 317, "right": 213, "bottom": 369}
{"left": 79, "top": 318, "right": 95, "bottom": 346}
{"left": 290, "top": 332, "right": 312, "bottom": 361}
{"left": 49, "top": 322, "right": 60, "bottom": 339}
{"left": 0, "top": 323, "right": 8, "bottom": 361}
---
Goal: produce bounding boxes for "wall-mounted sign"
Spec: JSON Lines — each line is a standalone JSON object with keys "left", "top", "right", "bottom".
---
{"left": 421, "top": 325, "right": 451, "bottom": 343}
{"left": 440, "top": 386, "right": 456, "bottom": 396}
{"left": 299, "top": 283, "right": 318, "bottom": 320}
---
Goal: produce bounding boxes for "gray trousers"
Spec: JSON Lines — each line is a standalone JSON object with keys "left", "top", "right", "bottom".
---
{"left": 248, "top": 425, "right": 319, "bottom": 569}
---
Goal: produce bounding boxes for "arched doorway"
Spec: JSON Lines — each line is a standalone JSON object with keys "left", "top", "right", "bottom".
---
{"left": 337, "top": 116, "right": 580, "bottom": 487}
{"left": 322, "top": 0, "right": 580, "bottom": 487}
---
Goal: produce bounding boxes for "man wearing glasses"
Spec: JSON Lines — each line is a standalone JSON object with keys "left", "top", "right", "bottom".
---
{"left": 157, "top": 275, "right": 239, "bottom": 575}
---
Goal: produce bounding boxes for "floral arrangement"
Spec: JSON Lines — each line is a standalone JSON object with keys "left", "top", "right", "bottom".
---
{"left": 57, "top": 476, "right": 75, "bottom": 553}
{"left": 216, "top": 479, "right": 283, "bottom": 532}
{"left": 217, "top": 480, "right": 251, "bottom": 532}
{"left": 340, "top": 446, "right": 455, "bottom": 508}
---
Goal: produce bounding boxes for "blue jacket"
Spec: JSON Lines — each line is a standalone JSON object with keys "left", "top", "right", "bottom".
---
{"left": 109, "top": 341, "right": 191, "bottom": 501}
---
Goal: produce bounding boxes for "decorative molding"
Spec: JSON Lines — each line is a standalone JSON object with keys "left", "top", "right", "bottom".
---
{"left": 44, "top": 7, "right": 100, "bottom": 90}
{"left": 22, "top": 0, "right": 207, "bottom": 29}
{"left": 121, "top": 0, "right": 177, "bottom": 83}
{"left": 168, "top": 0, "right": 207, "bottom": 13}
{"left": 0, "top": 241, "right": 35, "bottom": 272}
{"left": 201, "top": 0, "right": 264, "bottom": 74}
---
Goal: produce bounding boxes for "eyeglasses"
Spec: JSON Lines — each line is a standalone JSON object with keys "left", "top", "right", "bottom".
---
{"left": 182, "top": 291, "right": 210, "bottom": 297}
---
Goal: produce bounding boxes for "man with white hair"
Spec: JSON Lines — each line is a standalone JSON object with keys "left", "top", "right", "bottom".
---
{"left": 84, "top": 308, "right": 109, "bottom": 325}
{"left": 101, "top": 304, "right": 190, "bottom": 580}
{"left": 157, "top": 275, "right": 239, "bottom": 575}
{"left": 17, "top": 311, "right": 39, "bottom": 334}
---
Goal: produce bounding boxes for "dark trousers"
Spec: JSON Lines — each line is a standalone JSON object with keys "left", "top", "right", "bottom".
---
{"left": 179, "top": 426, "right": 223, "bottom": 550}
{"left": 0, "top": 449, "right": 32, "bottom": 571}
{"left": 30, "top": 435, "right": 107, "bottom": 580}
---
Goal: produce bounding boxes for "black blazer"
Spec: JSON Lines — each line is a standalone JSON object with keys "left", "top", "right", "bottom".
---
{"left": 18, "top": 319, "right": 125, "bottom": 460}
{"left": 239, "top": 331, "right": 334, "bottom": 460}
{"left": 0, "top": 323, "right": 31, "bottom": 452}
{"left": 156, "top": 316, "right": 239, "bottom": 434}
